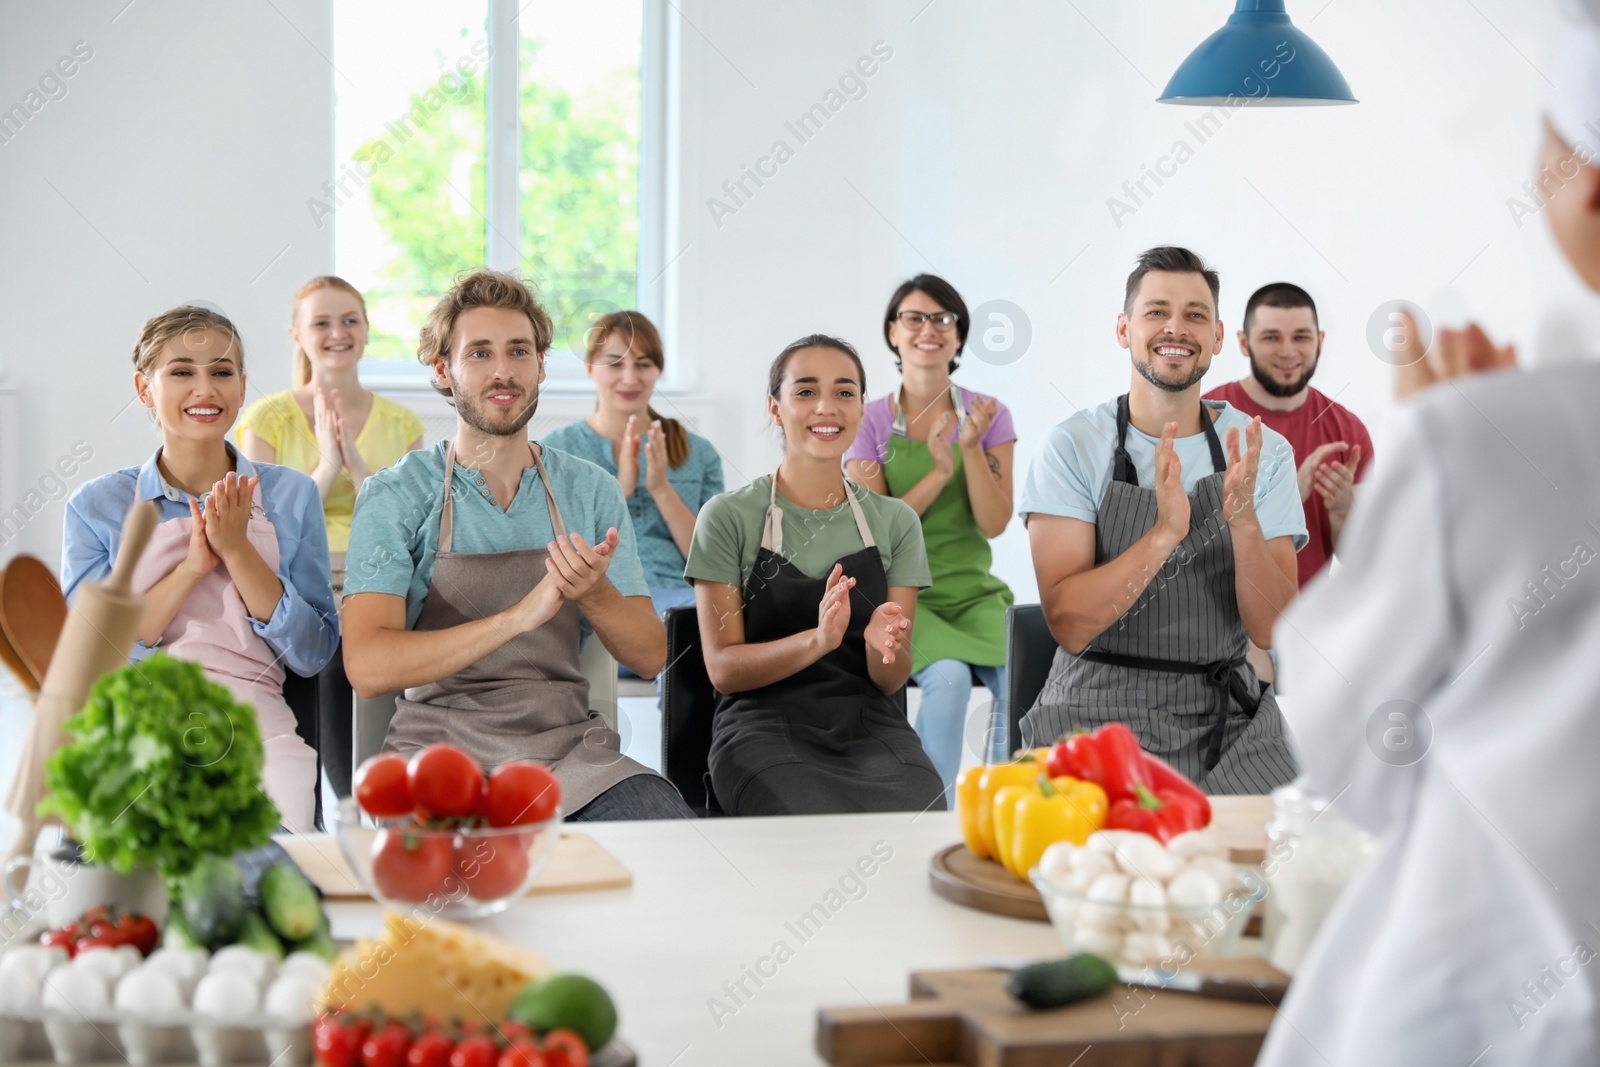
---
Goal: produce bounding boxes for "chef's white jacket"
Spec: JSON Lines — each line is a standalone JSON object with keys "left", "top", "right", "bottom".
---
{"left": 1260, "top": 363, "right": 1600, "bottom": 1067}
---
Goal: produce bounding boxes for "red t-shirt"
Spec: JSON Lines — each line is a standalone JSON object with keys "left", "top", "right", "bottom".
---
{"left": 1203, "top": 381, "right": 1375, "bottom": 587}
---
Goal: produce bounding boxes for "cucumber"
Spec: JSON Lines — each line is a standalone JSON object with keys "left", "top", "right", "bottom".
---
{"left": 1005, "top": 954, "right": 1118, "bottom": 1009}
{"left": 179, "top": 855, "right": 245, "bottom": 947}
{"left": 162, "top": 908, "right": 208, "bottom": 952}
{"left": 259, "top": 862, "right": 322, "bottom": 942}
{"left": 291, "top": 913, "right": 338, "bottom": 962}
{"left": 236, "top": 909, "right": 285, "bottom": 960}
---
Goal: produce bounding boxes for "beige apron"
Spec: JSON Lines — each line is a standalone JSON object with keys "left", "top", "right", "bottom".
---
{"left": 382, "top": 442, "right": 654, "bottom": 814}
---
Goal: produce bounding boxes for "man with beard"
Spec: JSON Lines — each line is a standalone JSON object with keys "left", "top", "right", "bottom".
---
{"left": 342, "top": 270, "right": 692, "bottom": 820}
{"left": 1204, "top": 282, "right": 1373, "bottom": 588}
{"left": 1019, "top": 246, "right": 1303, "bottom": 792}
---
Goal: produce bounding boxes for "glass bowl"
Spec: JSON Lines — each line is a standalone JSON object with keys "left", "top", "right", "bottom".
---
{"left": 332, "top": 797, "right": 560, "bottom": 920}
{"left": 1030, "top": 863, "right": 1266, "bottom": 968}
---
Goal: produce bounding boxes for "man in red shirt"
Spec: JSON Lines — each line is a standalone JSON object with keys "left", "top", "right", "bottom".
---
{"left": 1205, "top": 282, "right": 1372, "bottom": 589}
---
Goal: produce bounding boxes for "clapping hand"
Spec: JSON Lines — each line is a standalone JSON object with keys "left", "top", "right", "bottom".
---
{"left": 1223, "top": 417, "right": 1263, "bottom": 532}
{"left": 544, "top": 527, "right": 619, "bottom": 605}
{"left": 1153, "top": 422, "right": 1190, "bottom": 544}
{"left": 643, "top": 419, "right": 671, "bottom": 495}
{"left": 864, "top": 601, "right": 910, "bottom": 665}
{"left": 926, "top": 411, "right": 956, "bottom": 478}
{"left": 202, "top": 471, "right": 259, "bottom": 560}
{"left": 616, "top": 415, "right": 642, "bottom": 498}
{"left": 814, "top": 563, "right": 854, "bottom": 653}
{"left": 957, "top": 396, "right": 997, "bottom": 451}
{"left": 1314, "top": 443, "right": 1361, "bottom": 520}
{"left": 1394, "top": 313, "right": 1518, "bottom": 400}
{"left": 180, "top": 498, "right": 219, "bottom": 579}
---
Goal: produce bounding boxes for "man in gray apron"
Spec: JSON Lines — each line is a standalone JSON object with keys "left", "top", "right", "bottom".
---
{"left": 343, "top": 270, "right": 693, "bottom": 820}
{"left": 1018, "top": 246, "right": 1304, "bottom": 793}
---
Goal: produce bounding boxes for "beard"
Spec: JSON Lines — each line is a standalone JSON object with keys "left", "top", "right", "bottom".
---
{"left": 1135, "top": 342, "right": 1210, "bottom": 394}
{"left": 1247, "top": 340, "right": 1319, "bottom": 398}
{"left": 453, "top": 375, "right": 539, "bottom": 436}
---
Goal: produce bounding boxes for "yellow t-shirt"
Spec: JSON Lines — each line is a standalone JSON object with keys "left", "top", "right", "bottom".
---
{"left": 235, "top": 391, "right": 425, "bottom": 552}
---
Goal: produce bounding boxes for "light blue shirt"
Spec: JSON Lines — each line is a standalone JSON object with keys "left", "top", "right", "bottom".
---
{"left": 540, "top": 420, "right": 724, "bottom": 591}
{"left": 344, "top": 441, "right": 649, "bottom": 629}
{"left": 61, "top": 444, "right": 339, "bottom": 676}
{"left": 1020, "top": 398, "right": 1308, "bottom": 549}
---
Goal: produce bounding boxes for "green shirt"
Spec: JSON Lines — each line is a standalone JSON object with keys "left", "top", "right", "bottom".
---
{"left": 685, "top": 476, "right": 930, "bottom": 590}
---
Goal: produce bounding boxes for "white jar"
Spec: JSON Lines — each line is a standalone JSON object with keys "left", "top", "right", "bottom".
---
{"left": 1262, "top": 778, "right": 1374, "bottom": 974}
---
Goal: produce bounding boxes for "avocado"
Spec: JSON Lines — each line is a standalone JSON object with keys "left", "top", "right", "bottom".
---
{"left": 509, "top": 974, "right": 618, "bottom": 1051}
{"left": 179, "top": 854, "right": 246, "bottom": 947}
{"left": 259, "top": 862, "right": 322, "bottom": 942}
{"left": 1005, "top": 954, "right": 1118, "bottom": 1009}
{"left": 236, "top": 909, "right": 285, "bottom": 960}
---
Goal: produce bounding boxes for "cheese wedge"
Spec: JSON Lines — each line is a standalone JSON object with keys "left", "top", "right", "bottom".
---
{"left": 320, "top": 910, "right": 553, "bottom": 1021}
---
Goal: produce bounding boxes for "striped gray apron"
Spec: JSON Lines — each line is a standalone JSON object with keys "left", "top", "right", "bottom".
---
{"left": 1021, "top": 395, "right": 1298, "bottom": 794}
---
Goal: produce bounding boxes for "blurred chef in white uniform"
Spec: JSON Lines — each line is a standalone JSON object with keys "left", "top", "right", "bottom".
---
{"left": 1258, "top": 2, "right": 1600, "bottom": 1064}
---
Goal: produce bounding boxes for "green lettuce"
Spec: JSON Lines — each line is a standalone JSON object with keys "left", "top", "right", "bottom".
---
{"left": 39, "top": 654, "right": 282, "bottom": 880}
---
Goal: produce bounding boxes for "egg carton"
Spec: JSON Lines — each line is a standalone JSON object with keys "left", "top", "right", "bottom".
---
{"left": 0, "top": 1009, "right": 310, "bottom": 1067}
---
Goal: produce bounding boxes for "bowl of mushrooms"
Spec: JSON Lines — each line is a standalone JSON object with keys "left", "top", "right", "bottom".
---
{"left": 1030, "top": 828, "right": 1267, "bottom": 968}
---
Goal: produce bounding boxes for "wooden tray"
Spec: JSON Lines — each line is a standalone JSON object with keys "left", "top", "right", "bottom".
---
{"left": 278, "top": 831, "right": 632, "bottom": 900}
{"left": 816, "top": 965, "right": 1281, "bottom": 1066}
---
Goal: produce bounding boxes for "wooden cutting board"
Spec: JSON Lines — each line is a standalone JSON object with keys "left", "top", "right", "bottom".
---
{"left": 278, "top": 830, "right": 632, "bottom": 900}
{"left": 816, "top": 962, "right": 1283, "bottom": 1066}
{"left": 929, "top": 794, "right": 1273, "bottom": 923}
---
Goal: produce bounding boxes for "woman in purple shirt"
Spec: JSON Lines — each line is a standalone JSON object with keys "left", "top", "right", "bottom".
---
{"left": 844, "top": 275, "right": 1017, "bottom": 802}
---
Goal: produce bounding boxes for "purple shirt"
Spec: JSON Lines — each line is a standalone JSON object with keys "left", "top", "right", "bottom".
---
{"left": 845, "top": 386, "right": 1017, "bottom": 467}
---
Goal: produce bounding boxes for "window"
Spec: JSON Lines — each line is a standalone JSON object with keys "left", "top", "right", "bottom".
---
{"left": 333, "top": 0, "right": 663, "bottom": 386}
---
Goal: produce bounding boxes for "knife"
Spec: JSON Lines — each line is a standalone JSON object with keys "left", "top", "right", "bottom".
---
{"left": 1114, "top": 964, "right": 1289, "bottom": 1005}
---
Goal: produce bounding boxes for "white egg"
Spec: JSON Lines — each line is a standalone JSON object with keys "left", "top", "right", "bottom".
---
{"left": 0, "top": 945, "right": 69, "bottom": 986}
{"left": 114, "top": 967, "right": 186, "bottom": 1016}
{"left": 1166, "top": 830, "right": 1224, "bottom": 858}
{"left": 207, "top": 945, "right": 277, "bottom": 987}
{"left": 41, "top": 965, "right": 109, "bottom": 1015}
{"left": 262, "top": 973, "right": 320, "bottom": 1025}
{"left": 0, "top": 965, "right": 45, "bottom": 1013}
{"left": 193, "top": 969, "right": 260, "bottom": 1021}
{"left": 278, "top": 951, "right": 331, "bottom": 985}
{"left": 70, "top": 945, "right": 137, "bottom": 984}
{"left": 143, "top": 947, "right": 210, "bottom": 992}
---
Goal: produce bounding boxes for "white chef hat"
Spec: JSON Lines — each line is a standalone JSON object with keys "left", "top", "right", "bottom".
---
{"left": 1551, "top": 0, "right": 1600, "bottom": 150}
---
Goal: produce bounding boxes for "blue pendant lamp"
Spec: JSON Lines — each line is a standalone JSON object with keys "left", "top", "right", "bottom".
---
{"left": 1159, "top": 0, "right": 1356, "bottom": 106}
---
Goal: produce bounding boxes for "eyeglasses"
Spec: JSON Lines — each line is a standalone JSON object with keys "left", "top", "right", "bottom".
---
{"left": 893, "top": 310, "right": 958, "bottom": 331}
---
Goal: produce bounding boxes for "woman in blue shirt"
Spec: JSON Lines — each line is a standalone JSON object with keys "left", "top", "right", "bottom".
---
{"left": 62, "top": 305, "right": 338, "bottom": 832}
{"left": 543, "top": 311, "right": 724, "bottom": 617}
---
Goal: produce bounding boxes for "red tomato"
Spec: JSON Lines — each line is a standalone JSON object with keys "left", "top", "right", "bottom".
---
{"left": 540, "top": 1030, "right": 590, "bottom": 1067}
{"left": 79, "top": 906, "right": 113, "bottom": 927}
{"left": 371, "top": 827, "right": 455, "bottom": 902}
{"left": 405, "top": 1032, "right": 454, "bottom": 1067}
{"left": 74, "top": 933, "right": 124, "bottom": 954}
{"left": 497, "top": 1023, "right": 532, "bottom": 1044}
{"left": 356, "top": 753, "right": 415, "bottom": 819}
{"left": 314, "top": 1014, "right": 372, "bottom": 1067}
{"left": 113, "top": 912, "right": 159, "bottom": 956}
{"left": 449, "top": 1036, "right": 498, "bottom": 1067}
{"left": 497, "top": 1041, "right": 545, "bottom": 1067}
{"left": 39, "top": 927, "right": 78, "bottom": 957}
{"left": 362, "top": 1021, "right": 412, "bottom": 1067}
{"left": 408, "top": 745, "right": 485, "bottom": 820}
{"left": 454, "top": 834, "right": 532, "bottom": 900}
{"left": 480, "top": 762, "right": 560, "bottom": 827}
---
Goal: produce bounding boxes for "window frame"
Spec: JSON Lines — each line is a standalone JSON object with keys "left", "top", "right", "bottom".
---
{"left": 358, "top": 0, "right": 676, "bottom": 394}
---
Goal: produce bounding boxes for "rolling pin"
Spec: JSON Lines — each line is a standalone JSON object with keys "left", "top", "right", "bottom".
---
{"left": 5, "top": 500, "right": 160, "bottom": 862}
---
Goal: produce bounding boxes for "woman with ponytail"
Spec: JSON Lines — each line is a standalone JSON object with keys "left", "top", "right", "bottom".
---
{"left": 237, "top": 276, "right": 424, "bottom": 590}
{"left": 543, "top": 311, "right": 724, "bottom": 616}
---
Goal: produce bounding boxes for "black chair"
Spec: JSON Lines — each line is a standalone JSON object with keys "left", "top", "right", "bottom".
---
{"left": 1004, "top": 603, "right": 1059, "bottom": 754}
{"left": 280, "top": 668, "right": 324, "bottom": 831}
{"left": 661, "top": 606, "right": 720, "bottom": 816}
{"left": 660, "top": 604, "right": 911, "bottom": 817}
{"left": 315, "top": 640, "right": 354, "bottom": 799}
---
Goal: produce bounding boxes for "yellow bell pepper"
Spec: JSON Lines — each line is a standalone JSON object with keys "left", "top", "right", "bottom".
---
{"left": 974, "top": 757, "right": 1044, "bottom": 858}
{"left": 991, "top": 784, "right": 1034, "bottom": 875}
{"left": 1007, "top": 776, "right": 1110, "bottom": 879}
{"left": 955, "top": 765, "right": 989, "bottom": 858}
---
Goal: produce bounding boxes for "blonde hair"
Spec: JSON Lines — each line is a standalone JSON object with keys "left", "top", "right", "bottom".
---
{"left": 132, "top": 305, "right": 245, "bottom": 378}
{"left": 291, "top": 275, "right": 368, "bottom": 387}
{"left": 417, "top": 270, "right": 553, "bottom": 399}
{"left": 585, "top": 310, "right": 688, "bottom": 469}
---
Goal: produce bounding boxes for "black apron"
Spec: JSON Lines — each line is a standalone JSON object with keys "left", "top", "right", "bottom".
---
{"left": 1022, "top": 396, "right": 1298, "bottom": 794}
{"left": 706, "top": 476, "right": 946, "bottom": 815}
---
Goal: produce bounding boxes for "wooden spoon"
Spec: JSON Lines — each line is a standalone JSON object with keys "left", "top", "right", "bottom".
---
{"left": 0, "top": 557, "right": 69, "bottom": 688}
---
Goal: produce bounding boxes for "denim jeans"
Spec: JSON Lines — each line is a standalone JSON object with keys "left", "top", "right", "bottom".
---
{"left": 566, "top": 773, "right": 697, "bottom": 821}
{"left": 912, "top": 659, "right": 1007, "bottom": 807}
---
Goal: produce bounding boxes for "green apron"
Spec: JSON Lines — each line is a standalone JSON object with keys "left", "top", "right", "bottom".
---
{"left": 882, "top": 386, "right": 1014, "bottom": 674}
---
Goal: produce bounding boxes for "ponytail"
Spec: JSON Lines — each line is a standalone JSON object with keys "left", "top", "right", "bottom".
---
{"left": 646, "top": 405, "right": 690, "bottom": 469}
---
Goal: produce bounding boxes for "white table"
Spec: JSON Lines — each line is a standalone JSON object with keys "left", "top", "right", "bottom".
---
{"left": 326, "top": 811, "right": 1054, "bottom": 1067}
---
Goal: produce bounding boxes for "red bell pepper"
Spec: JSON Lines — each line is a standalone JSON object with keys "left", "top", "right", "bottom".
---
{"left": 1045, "top": 731, "right": 1103, "bottom": 782}
{"left": 1091, "top": 723, "right": 1150, "bottom": 803}
{"left": 1106, "top": 785, "right": 1208, "bottom": 843}
{"left": 1142, "top": 752, "right": 1211, "bottom": 826}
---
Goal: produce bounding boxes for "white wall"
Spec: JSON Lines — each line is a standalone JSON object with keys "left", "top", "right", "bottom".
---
{"left": 2, "top": 0, "right": 1595, "bottom": 611}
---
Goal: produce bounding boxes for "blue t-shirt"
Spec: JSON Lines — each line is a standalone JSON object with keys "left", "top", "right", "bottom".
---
{"left": 345, "top": 441, "right": 649, "bottom": 629}
{"left": 1019, "top": 398, "right": 1308, "bottom": 549}
{"left": 539, "top": 420, "right": 724, "bottom": 591}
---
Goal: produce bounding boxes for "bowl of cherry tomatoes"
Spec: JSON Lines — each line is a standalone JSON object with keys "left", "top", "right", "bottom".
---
{"left": 335, "top": 744, "right": 563, "bottom": 920}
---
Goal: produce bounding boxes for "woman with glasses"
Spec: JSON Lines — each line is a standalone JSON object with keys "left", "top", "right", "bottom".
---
{"left": 844, "top": 275, "right": 1016, "bottom": 804}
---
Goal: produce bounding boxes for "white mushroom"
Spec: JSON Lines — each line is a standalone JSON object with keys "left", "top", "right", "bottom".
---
{"left": 1079, "top": 872, "right": 1132, "bottom": 929}
{"left": 1111, "top": 835, "right": 1182, "bottom": 882}
{"left": 1123, "top": 931, "right": 1176, "bottom": 965}
{"left": 1128, "top": 877, "right": 1171, "bottom": 933}
{"left": 1086, "top": 830, "right": 1145, "bottom": 854}
{"left": 1166, "top": 830, "right": 1225, "bottom": 858}
{"left": 1066, "top": 847, "right": 1117, "bottom": 878}
{"left": 1073, "top": 924, "right": 1125, "bottom": 957}
{"left": 1167, "top": 865, "right": 1227, "bottom": 910}
{"left": 1038, "top": 842, "right": 1077, "bottom": 888}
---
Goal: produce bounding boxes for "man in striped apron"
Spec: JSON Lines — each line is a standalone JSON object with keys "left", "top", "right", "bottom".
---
{"left": 1019, "top": 246, "right": 1304, "bottom": 793}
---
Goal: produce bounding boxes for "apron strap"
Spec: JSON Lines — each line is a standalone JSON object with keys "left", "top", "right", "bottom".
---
{"left": 890, "top": 384, "right": 967, "bottom": 438}
{"left": 1112, "top": 394, "right": 1229, "bottom": 487}
{"left": 763, "top": 473, "right": 878, "bottom": 557}
{"left": 1075, "top": 648, "right": 1262, "bottom": 772}
{"left": 439, "top": 442, "right": 566, "bottom": 555}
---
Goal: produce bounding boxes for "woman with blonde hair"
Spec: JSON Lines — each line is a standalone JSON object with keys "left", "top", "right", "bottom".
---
{"left": 543, "top": 310, "right": 724, "bottom": 617}
{"left": 63, "top": 305, "right": 338, "bottom": 832}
